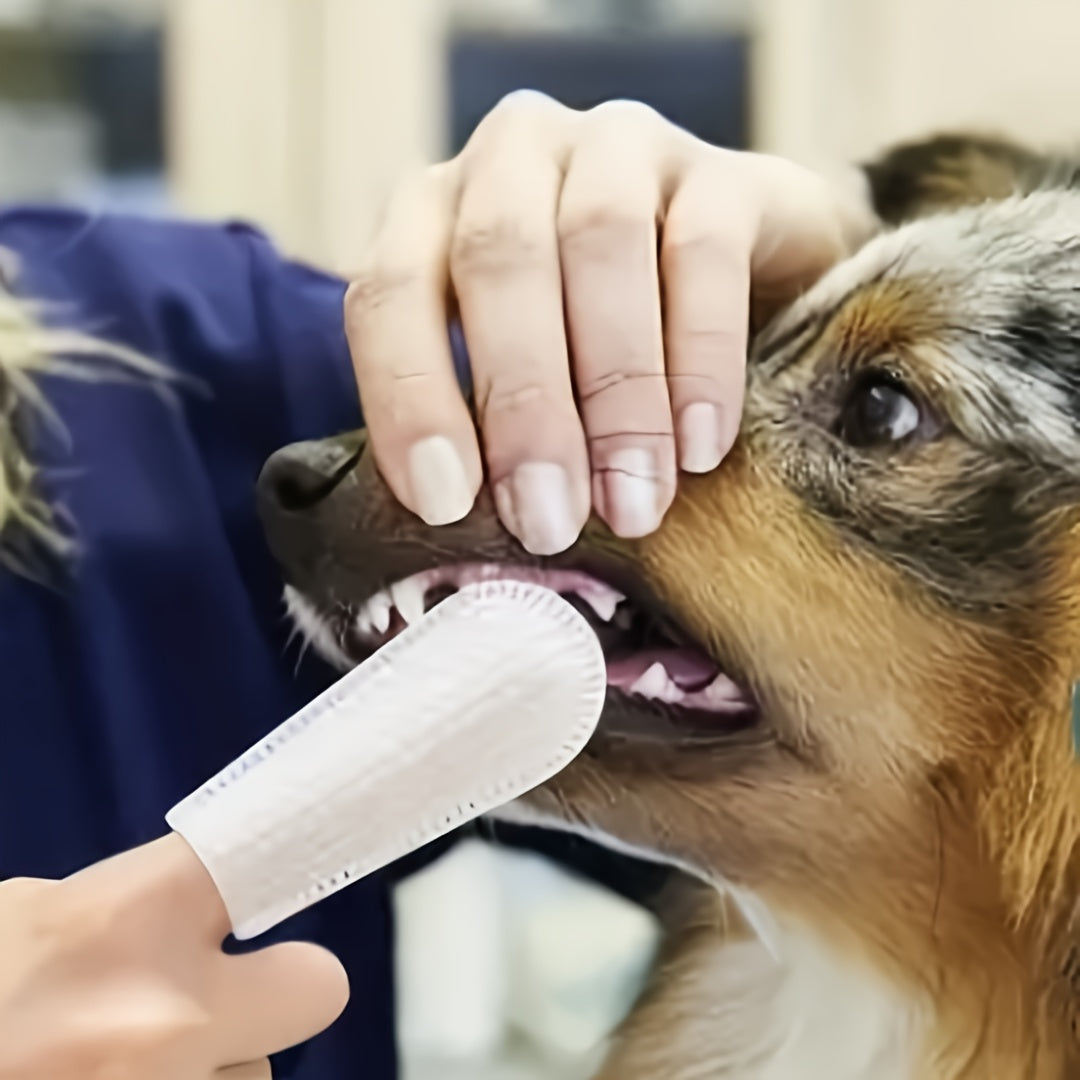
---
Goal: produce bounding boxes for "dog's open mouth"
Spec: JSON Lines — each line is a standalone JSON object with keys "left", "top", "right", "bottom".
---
{"left": 298, "top": 563, "right": 758, "bottom": 728}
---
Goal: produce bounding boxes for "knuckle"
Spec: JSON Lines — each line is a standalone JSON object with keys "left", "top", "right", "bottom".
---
{"left": 450, "top": 217, "right": 547, "bottom": 278}
{"left": 464, "top": 92, "right": 577, "bottom": 165}
{"left": 662, "top": 225, "right": 749, "bottom": 274}
{"left": 477, "top": 89, "right": 562, "bottom": 136}
{"left": 585, "top": 98, "right": 662, "bottom": 131}
{"left": 577, "top": 366, "right": 668, "bottom": 403}
{"left": 673, "top": 325, "right": 746, "bottom": 362}
{"left": 494, "top": 87, "right": 558, "bottom": 115}
{"left": 345, "top": 263, "right": 423, "bottom": 320}
{"left": 662, "top": 224, "right": 722, "bottom": 256}
{"left": 88, "top": 1004, "right": 206, "bottom": 1078}
{"left": 2, "top": 1004, "right": 208, "bottom": 1080}
{"left": 478, "top": 379, "right": 555, "bottom": 424}
{"left": 557, "top": 201, "right": 653, "bottom": 258}
{"left": 665, "top": 168, "right": 758, "bottom": 249}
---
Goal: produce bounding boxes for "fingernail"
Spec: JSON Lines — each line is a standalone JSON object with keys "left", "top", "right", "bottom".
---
{"left": 603, "top": 449, "right": 664, "bottom": 538}
{"left": 495, "top": 463, "right": 580, "bottom": 555}
{"left": 407, "top": 436, "right": 475, "bottom": 525}
{"left": 678, "top": 402, "right": 725, "bottom": 474}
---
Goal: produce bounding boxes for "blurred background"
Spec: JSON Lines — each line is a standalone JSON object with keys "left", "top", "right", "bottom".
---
{"left": 3, "top": 0, "right": 1077, "bottom": 1076}
{"left": 5, "top": 0, "right": 1080, "bottom": 270}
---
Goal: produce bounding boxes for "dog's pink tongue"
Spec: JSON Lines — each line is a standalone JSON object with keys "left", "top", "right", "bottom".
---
{"left": 606, "top": 649, "right": 721, "bottom": 692}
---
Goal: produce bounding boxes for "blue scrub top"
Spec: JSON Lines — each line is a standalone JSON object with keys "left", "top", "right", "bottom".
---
{"left": 0, "top": 208, "right": 399, "bottom": 1078}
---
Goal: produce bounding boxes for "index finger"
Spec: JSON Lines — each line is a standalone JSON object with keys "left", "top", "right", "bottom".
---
{"left": 69, "top": 833, "right": 236, "bottom": 946}
{"left": 346, "top": 164, "right": 482, "bottom": 528}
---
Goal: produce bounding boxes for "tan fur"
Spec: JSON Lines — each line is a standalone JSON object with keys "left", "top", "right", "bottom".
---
{"left": 522, "top": 455, "right": 1072, "bottom": 1076}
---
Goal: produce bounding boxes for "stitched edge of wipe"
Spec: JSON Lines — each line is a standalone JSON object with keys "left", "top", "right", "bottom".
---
{"left": 246, "top": 581, "right": 606, "bottom": 935}
{"left": 167, "top": 581, "right": 607, "bottom": 939}
{"left": 268, "top": 581, "right": 608, "bottom": 932}
{"left": 178, "top": 580, "right": 605, "bottom": 807}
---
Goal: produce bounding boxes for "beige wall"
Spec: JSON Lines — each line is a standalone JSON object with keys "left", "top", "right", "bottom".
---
{"left": 756, "top": 0, "right": 1080, "bottom": 166}
{"left": 167, "top": 0, "right": 444, "bottom": 271}
{"left": 168, "top": 0, "right": 1080, "bottom": 269}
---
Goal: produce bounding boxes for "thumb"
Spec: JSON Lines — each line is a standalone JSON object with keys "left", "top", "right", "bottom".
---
{"left": 213, "top": 941, "right": 350, "bottom": 1066}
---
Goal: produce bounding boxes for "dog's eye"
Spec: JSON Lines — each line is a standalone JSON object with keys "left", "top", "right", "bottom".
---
{"left": 838, "top": 375, "right": 921, "bottom": 447}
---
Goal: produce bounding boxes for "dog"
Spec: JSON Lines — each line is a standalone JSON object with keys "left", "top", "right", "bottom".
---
{"left": 255, "top": 132, "right": 1080, "bottom": 1078}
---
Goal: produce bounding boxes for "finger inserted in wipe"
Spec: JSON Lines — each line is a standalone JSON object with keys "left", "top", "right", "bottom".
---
{"left": 166, "top": 581, "right": 607, "bottom": 940}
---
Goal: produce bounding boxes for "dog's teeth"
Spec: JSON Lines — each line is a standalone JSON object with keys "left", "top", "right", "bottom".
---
{"left": 367, "top": 591, "right": 393, "bottom": 635}
{"left": 629, "top": 661, "right": 669, "bottom": 699}
{"left": 581, "top": 584, "right": 625, "bottom": 623}
{"left": 704, "top": 673, "right": 743, "bottom": 703}
{"left": 391, "top": 578, "right": 426, "bottom": 626}
{"left": 657, "top": 675, "right": 685, "bottom": 704}
{"left": 355, "top": 608, "right": 374, "bottom": 636}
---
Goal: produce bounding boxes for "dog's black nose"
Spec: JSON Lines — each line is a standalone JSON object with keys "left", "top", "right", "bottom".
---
{"left": 258, "top": 433, "right": 364, "bottom": 514}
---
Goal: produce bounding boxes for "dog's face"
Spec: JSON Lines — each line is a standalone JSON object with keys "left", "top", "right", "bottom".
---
{"left": 258, "top": 190, "right": 1080, "bottom": 1037}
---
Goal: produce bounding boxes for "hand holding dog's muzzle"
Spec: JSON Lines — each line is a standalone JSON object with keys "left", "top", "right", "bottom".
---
{"left": 348, "top": 94, "right": 876, "bottom": 556}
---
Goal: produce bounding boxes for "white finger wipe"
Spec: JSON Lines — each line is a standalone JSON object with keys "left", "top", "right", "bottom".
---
{"left": 166, "top": 581, "right": 606, "bottom": 940}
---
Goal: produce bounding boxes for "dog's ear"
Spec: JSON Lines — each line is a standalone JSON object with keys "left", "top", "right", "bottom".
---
{"left": 860, "top": 133, "right": 1080, "bottom": 225}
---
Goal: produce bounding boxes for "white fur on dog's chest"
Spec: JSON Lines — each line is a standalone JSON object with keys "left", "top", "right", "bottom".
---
{"left": 491, "top": 807, "right": 925, "bottom": 1079}
{"left": 686, "top": 916, "right": 923, "bottom": 1080}
{"left": 750, "top": 929, "right": 919, "bottom": 1080}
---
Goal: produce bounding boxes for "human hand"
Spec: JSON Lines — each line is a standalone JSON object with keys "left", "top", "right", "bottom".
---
{"left": 347, "top": 92, "right": 874, "bottom": 555}
{"left": 0, "top": 834, "right": 348, "bottom": 1079}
